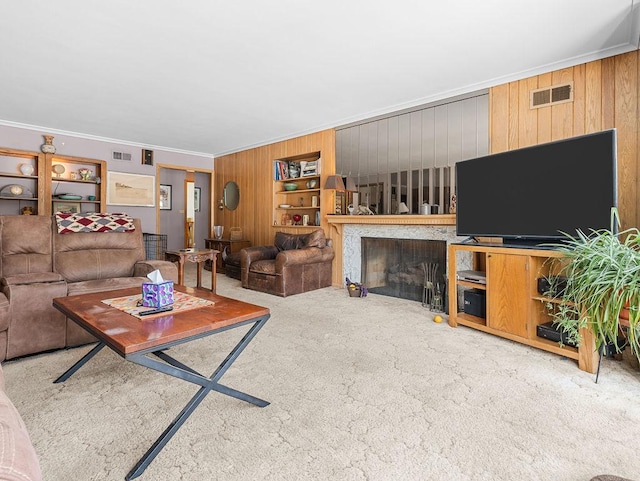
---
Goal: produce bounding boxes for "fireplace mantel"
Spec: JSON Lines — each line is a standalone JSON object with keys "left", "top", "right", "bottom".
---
{"left": 326, "top": 214, "right": 466, "bottom": 287}
{"left": 327, "top": 214, "right": 455, "bottom": 230}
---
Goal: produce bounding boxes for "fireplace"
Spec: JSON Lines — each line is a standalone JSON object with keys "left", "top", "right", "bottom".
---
{"left": 361, "top": 237, "right": 446, "bottom": 303}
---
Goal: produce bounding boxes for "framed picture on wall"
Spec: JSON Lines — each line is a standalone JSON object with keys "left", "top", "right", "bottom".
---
{"left": 194, "top": 187, "right": 201, "bottom": 212}
{"left": 107, "top": 172, "right": 155, "bottom": 207}
{"left": 53, "top": 201, "right": 81, "bottom": 214}
{"left": 142, "top": 149, "right": 154, "bottom": 166}
{"left": 159, "top": 184, "right": 172, "bottom": 210}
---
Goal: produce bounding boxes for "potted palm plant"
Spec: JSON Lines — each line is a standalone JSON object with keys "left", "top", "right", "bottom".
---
{"left": 546, "top": 208, "right": 640, "bottom": 362}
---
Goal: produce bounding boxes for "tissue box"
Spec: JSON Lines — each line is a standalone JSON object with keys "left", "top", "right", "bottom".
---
{"left": 142, "top": 281, "right": 174, "bottom": 308}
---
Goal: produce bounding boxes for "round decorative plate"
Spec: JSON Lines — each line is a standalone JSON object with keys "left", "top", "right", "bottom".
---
{"left": 52, "top": 164, "right": 65, "bottom": 175}
{"left": 57, "top": 194, "right": 82, "bottom": 200}
{"left": 9, "top": 185, "right": 24, "bottom": 196}
{"left": 0, "top": 184, "right": 33, "bottom": 198}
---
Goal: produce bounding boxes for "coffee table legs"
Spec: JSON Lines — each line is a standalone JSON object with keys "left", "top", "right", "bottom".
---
{"left": 125, "top": 315, "right": 269, "bottom": 480}
{"left": 54, "top": 342, "right": 106, "bottom": 383}
{"left": 55, "top": 315, "right": 270, "bottom": 481}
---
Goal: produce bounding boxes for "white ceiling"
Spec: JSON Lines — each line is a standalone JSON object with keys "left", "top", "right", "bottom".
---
{"left": 0, "top": 1, "right": 638, "bottom": 158}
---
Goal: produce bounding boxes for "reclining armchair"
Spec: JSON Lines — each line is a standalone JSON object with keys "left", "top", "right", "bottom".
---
{"left": 241, "top": 229, "right": 334, "bottom": 297}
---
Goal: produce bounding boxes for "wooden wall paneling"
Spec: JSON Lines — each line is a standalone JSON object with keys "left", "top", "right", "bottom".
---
{"left": 240, "top": 148, "right": 256, "bottom": 244}
{"left": 550, "top": 68, "right": 574, "bottom": 141}
{"left": 637, "top": 51, "right": 640, "bottom": 229}
{"left": 536, "top": 73, "right": 552, "bottom": 144}
{"left": 508, "top": 81, "right": 520, "bottom": 150}
{"left": 585, "top": 60, "right": 603, "bottom": 134}
{"left": 251, "top": 146, "right": 269, "bottom": 246}
{"left": 225, "top": 151, "right": 239, "bottom": 234}
{"left": 214, "top": 153, "right": 230, "bottom": 230}
{"left": 602, "top": 56, "right": 616, "bottom": 130}
{"left": 572, "top": 64, "right": 586, "bottom": 137}
{"left": 518, "top": 76, "right": 539, "bottom": 147}
{"left": 614, "top": 51, "right": 638, "bottom": 229}
{"left": 320, "top": 128, "right": 336, "bottom": 237}
{"left": 489, "top": 83, "right": 509, "bottom": 153}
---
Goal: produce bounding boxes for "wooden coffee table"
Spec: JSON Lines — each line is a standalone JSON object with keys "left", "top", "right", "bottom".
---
{"left": 53, "top": 285, "right": 270, "bottom": 480}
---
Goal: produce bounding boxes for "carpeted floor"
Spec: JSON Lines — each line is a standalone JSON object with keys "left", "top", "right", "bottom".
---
{"left": 4, "top": 266, "right": 640, "bottom": 481}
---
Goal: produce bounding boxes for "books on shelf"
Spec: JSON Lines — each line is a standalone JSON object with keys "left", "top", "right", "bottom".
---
{"left": 273, "top": 158, "right": 321, "bottom": 180}
{"left": 300, "top": 159, "right": 320, "bottom": 177}
{"left": 273, "top": 161, "right": 289, "bottom": 181}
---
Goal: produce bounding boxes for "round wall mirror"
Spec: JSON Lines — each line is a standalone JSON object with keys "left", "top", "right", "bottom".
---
{"left": 223, "top": 181, "right": 240, "bottom": 210}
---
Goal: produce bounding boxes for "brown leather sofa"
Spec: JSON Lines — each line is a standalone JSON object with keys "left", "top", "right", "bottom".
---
{"left": 0, "top": 215, "right": 178, "bottom": 361}
{"left": 241, "top": 229, "right": 334, "bottom": 297}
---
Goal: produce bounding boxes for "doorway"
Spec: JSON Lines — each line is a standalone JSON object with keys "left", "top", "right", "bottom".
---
{"left": 157, "top": 165, "right": 213, "bottom": 251}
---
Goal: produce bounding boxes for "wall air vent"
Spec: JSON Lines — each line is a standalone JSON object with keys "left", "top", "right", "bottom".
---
{"left": 530, "top": 82, "right": 573, "bottom": 109}
{"left": 112, "top": 151, "right": 132, "bottom": 161}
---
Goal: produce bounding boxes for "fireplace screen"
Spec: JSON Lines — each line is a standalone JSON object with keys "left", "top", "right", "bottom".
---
{"left": 361, "top": 237, "right": 446, "bottom": 303}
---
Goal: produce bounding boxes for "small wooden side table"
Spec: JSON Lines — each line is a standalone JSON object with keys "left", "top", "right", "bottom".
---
{"left": 165, "top": 249, "right": 219, "bottom": 292}
{"left": 204, "top": 238, "right": 251, "bottom": 273}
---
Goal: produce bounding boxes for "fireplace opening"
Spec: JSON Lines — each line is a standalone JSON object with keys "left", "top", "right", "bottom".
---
{"left": 361, "top": 237, "right": 447, "bottom": 304}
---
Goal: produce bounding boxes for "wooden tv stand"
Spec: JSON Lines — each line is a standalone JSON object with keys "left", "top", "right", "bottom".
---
{"left": 447, "top": 242, "right": 598, "bottom": 373}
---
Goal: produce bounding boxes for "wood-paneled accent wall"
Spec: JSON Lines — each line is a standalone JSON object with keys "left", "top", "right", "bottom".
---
{"left": 490, "top": 50, "right": 640, "bottom": 230}
{"left": 214, "top": 129, "right": 336, "bottom": 249}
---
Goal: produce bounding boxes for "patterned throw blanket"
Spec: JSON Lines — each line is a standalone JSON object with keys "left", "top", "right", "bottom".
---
{"left": 55, "top": 212, "right": 136, "bottom": 234}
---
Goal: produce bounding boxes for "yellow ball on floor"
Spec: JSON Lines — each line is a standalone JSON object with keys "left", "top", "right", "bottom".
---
{"left": 433, "top": 315, "right": 443, "bottom": 323}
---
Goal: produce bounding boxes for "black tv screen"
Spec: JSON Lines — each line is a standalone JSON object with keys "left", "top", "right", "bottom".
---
{"left": 455, "top": 129, "right": 617, "bottom": 244}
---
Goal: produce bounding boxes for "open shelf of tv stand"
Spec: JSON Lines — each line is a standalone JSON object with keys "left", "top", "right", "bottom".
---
{"left": 448, "top": 243, "right": 597, "bottom": 373}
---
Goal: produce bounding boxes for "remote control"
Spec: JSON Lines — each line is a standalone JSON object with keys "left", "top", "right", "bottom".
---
{"left": 138, "top": 306, "right": 174, "bottom": 316}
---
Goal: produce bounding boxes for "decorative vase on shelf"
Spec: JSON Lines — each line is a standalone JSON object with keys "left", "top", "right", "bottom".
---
{"left": 288, "top": 162, "right": 300, "bottom": 178}
{"left": 40, "top": 135, "right": 56, "bottom": 154}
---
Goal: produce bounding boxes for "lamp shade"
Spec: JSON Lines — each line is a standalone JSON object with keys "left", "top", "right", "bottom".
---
{"left": 344, "top": 176, "right": 357, "bottom": 192}
{"left": 324, "top": 175, "right": 345, "bottom": 191}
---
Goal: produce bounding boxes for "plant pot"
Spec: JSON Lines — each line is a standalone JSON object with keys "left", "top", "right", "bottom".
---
{"left": 620, "top": 301, "right": 630, "bottom": 321}
{"left": 348, "top": 287, "right": 361, "bottom": 298}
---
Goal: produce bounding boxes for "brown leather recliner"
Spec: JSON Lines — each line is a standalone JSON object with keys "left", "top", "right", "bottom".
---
{"left": 241, "top": 229, "right": 334, "bottom": 297}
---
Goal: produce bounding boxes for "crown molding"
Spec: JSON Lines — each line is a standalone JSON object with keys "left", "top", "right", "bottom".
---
{"left": 0, "top": 120, "right": 214, "bottom": 159}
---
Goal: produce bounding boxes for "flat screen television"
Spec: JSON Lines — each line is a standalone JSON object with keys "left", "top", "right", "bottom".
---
{"left": 455, "top": 129, "right": 617, "bottom": 246}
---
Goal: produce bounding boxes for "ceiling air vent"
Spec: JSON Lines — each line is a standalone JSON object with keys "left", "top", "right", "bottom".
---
{"left": 530, "top": 82, "right": 573, "bottom": 109}
{"left": 112, "top": 151, "right": 132, "bottom": 161}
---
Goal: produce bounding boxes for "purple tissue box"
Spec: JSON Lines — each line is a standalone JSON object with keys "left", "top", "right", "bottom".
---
{"left": 142, "top": 281, "right": 174, "bottom": 308}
